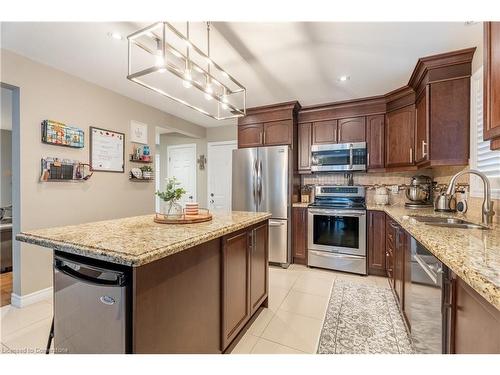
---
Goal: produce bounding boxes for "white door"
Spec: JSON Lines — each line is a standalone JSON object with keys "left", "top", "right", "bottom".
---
{"left": 207, "top": 141, "right": 237, "bottom": 212}
{"left": 167, "top": 144, "right": 197, "bottom": 206}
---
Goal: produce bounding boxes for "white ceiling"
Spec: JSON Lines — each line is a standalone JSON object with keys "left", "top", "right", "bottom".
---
{"left": 0, "top": 22, "right": 482, "bottom": 128}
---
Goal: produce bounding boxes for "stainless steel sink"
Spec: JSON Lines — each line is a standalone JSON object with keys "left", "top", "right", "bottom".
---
{"left": 410, "top": 215, "right": 489, "bottom": 230}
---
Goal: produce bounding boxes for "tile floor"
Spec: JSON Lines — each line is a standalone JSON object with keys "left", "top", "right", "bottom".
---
{"left": 230, "top": 264, "right": 389, "bottom": 354}
{"left": 0, "top": 264, "right": 389, "bottom": 354}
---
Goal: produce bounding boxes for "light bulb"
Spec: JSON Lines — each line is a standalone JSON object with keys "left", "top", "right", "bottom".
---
{"left": 204, "top": 82, "right": 213, "bottom": 101}
{"left": 183, "top": 70, "right": 192, "bottom": 88}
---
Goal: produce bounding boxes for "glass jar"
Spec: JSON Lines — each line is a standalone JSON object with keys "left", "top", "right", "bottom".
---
{"left": 160, "top": 200, "right": 182, "bottom": 218}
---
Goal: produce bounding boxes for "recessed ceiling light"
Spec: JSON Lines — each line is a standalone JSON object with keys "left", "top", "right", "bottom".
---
{"left": 339, "top": 75, "right": 350, "bottom": 82}
{"left": 108, "top": 32, "right": 123, "bottom": 40}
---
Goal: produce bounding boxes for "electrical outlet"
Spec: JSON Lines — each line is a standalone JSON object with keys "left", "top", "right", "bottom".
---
{"left": 390, "top": 185, "right": 399, "bottom": 194}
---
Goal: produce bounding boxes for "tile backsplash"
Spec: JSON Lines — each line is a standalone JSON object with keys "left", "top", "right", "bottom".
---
{"left": 301, "top": 165, "right": 500, "bottom": 224}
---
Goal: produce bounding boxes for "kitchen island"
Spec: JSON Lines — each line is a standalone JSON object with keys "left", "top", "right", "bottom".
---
{"left": 17, "top": 211, "right": 271, "bottom": 354}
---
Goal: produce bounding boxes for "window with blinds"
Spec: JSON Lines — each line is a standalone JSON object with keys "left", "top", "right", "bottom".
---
{"left": 471, "top": 67, "right": 500, "bottom": 198}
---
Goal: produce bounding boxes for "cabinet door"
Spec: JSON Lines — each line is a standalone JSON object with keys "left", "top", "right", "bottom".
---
{"left": 263, "top": 120, "right": 292, "bottom": 146}
{"left": 312, "top": 119, "right": 337, "bottom": 144}
{"left": 222, "top": 230, "right": 250, "bottom": 350}
{"left": 292, "top": 207, "right": 307, "bottom": 264}
{"left": 394, "top": 227, "right": 405, "bottom": 307}
{"left": 484, "top": 22, "right": 500, "bottom": 141}
{"left": 366, "top": 115, "right": 385, "bottom": 170}
{"left": 250, "top": 223, "right": 268, "bottom": 315}
{"left": 429, "top": 79, "right": 470, "bottom": 165}
{"left": 238, "top": 124, "right": 263, "bottom": 148}
{"left": 385, "top": 105, "right": 415, "bottom": 168}
{"left": 415, "top": 89, "right": 429, "bottom": 164}
{"left": 367, "top": 211, "right": 386, "bottom": 276}
{"left": 453, "top": 276, "right": 500, "bottom": 353}
{"left": 338, "top": 117, "right": 366, "bottom": 143}
{"left": 298, "top": 123, "right": 312, "bottom": 173}
{"left": 385, "top": 218, "right": 396, "bottom": 288}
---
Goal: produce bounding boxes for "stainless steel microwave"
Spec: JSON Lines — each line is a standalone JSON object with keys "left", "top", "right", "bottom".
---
{"left": 311, "top": 142, "right": 367, "bottom": 172}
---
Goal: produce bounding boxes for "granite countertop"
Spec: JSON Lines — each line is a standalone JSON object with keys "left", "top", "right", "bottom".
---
{"left": 16, "top": 211, "right": 271, "bottom": 267}
{"left": 292, "top": 202, "right": 309, "bottom": 208}
{"left": 367, "top": 204, "right": 500, "bottom": 311}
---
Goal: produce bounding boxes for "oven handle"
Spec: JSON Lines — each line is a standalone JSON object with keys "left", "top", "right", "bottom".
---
{"left": 308, "top": 209, "right": 366, "bottom": 217}
{"left": 309, "top": 250, "right": 364, "bottom": 260}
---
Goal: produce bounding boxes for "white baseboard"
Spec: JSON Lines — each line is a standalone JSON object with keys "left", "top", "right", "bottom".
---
{"left": 11, "top": 287, "right": 53, "bottom": 308}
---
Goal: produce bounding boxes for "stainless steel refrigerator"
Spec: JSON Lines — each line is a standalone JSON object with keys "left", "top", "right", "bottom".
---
{"left": 232, "top": 145, "right": 291, "bottom": 266}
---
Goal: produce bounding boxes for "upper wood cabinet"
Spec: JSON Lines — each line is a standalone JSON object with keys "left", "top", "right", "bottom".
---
{"left": 312, "top": 119, "right": 337, "bottom": 144}
{"left": 238, "top": 124, "right": 263, "bottom": 148}
{"left": 292, "top": 206, "right": 307, "bottom": 264}
{"left": 484, "top": 22, "right": 500, "bottom": 146}
{"left": 263, "top": 120, "right": 293, "bottom": 146}
{"left": 366, "top": 114, "right": 385, "bottom": 170}
{"left": 298, "top": 123, "right": 312, "bottom": 173}
{"left": 237, "top": 102, "right": 300, "bottom": 149}
{"left": 385, "top": 105, "right": 415, "bottom": 169}
{"left": 367, "top": 210, "right": 386, "bottom": 276}
{"left": 414, "top": 88, "right": 429, "bottom": 165}
{"left": 338, "top": 117, "right": 366, "bottom": 143}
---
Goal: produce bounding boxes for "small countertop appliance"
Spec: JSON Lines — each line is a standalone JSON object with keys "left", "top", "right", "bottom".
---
{"left": 405, "top": 175, "right": 434, "bottom": 209}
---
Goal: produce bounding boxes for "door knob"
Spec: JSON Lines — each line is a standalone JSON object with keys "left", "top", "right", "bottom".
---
{"left": 210, "top": 193, "right": 214, "bottom": 197}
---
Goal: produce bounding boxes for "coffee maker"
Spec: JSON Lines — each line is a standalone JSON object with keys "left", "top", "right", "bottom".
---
{"left": 405, "top": 175, "right": 434, "bottom": 209}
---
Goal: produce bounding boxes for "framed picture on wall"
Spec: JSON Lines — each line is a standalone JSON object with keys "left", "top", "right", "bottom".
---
{"left": 90, "top": 127, "right": 125, "bottom": 173}
{"left": 130, "top": 120, "right": 148, "bottom": 144}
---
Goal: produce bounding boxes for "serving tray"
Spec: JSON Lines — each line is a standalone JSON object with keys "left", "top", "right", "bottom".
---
{"left": 154, "top": 208, "right": 212, "bottom": 224}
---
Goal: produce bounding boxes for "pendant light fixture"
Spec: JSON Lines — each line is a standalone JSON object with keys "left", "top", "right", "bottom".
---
{"left": 127, "top": 22, "right": 246, "bottom": 120}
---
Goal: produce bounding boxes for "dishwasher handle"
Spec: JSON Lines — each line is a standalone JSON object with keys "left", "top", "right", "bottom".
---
{"left": 55, "top": 259, "right": 126, "bottom": 287}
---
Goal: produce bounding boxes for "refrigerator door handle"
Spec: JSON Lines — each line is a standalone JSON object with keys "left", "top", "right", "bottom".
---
{"left": 253, "top": 158, "right": 258, "bottom": 206}
{"left": 257, "top": 160, "right": 263, "bottom": 205}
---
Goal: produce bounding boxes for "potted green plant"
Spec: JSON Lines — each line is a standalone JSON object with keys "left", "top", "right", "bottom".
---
{"left": 156, "top": 177, "right": 186, "bottom": 217}
{"left": 140, "top": 165, "right": 153, "bottom": 180}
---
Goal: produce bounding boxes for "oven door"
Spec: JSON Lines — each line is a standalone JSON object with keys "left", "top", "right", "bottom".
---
{"left": 308, "top": 208, "right": 366, "bottom": 256}
{"left": 311, "top": 142, "right": 366, "bottom": 172}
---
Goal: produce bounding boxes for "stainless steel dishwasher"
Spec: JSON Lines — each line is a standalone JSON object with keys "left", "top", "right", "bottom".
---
{"left": 54, "top": 254, "right": 129, "bottom": 354}
{"left": 407, "top": 238, "right": 443, "bottom": 354}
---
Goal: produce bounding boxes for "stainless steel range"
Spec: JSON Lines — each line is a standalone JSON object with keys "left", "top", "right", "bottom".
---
{"left": 308, "top": 185, "right": 367, "bottom": 275}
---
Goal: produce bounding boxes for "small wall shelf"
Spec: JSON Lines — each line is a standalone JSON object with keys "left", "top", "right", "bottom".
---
{"left": 129, "top": 158, "right": 153, "bottom": 164}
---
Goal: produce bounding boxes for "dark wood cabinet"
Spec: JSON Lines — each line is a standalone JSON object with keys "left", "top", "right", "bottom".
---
{"left": 237, "top": 102, "right": 300, "bottom": 149}
{"left": 415, "top": 88, "right": 429, "bottom": 165}
{"left": 298, "top": 122, "right": 312, "bottom": 173}
{"left": 250, "top": 222, "right": 268, "bottom": 314}
{"left": 263, "top": 120, "right": 293, "bottom": 146}
{"left": 484, "top": 22, "right": 500, "bottom": 144}
{"left": 444, "top": 272, "right": 500, "bottom": 354}
{"left": 393, "top": 225, "right": 406, "bottom": 307}
{"left": 366, "top": 114, "right": 385, "bottom": 170}
{"left": 385, "top": 105, "right": 415, "bottom": 169}
{"left": 238, "top": 123, "right": 263, "bottom": 148}
{"left": 292, "top": 206, "right": 307, "bottom": 264}
{"left": 312, "top": 119, "right": 337, "bottom": 144}
{"left": 222, "top": 222, "right": 269, "bottom": 350}
{"left": 367, "top": 211, "right": 386, "bottom": 276}
{"left": 385, "top": 218, "right": 396, "bottom": 288}
{"left": 338, "top": 116, "right": 366, "bottom": 143}
{"left": 222, "top": 230, "right": 251, "bottom": 350}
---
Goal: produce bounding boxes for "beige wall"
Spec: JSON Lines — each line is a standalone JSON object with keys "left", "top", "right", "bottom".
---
{"left": 1, "top": 49, "right": 206, "bottom": 296}
{"left": 207, "top": 124, "right": 237, "bottom": 142}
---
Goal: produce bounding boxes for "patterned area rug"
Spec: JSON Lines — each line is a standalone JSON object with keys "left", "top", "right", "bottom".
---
{"left": 317, "top": 280, "right": 414, "bottom": 354}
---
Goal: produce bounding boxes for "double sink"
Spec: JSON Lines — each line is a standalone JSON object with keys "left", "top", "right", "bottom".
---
{"left": 410, "top": 215, "right": 489, "bottom": 230}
